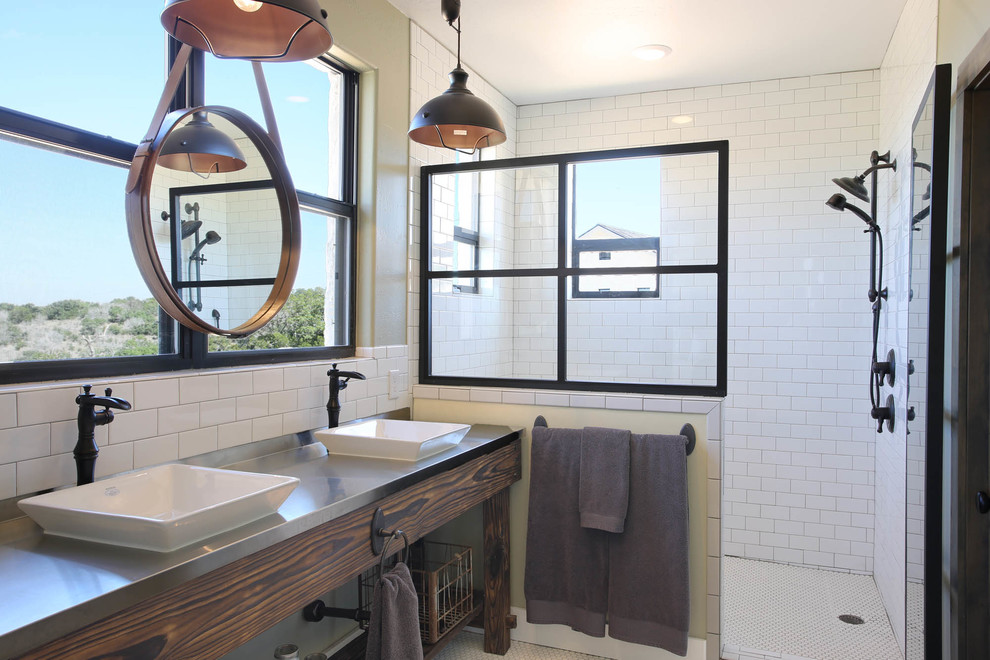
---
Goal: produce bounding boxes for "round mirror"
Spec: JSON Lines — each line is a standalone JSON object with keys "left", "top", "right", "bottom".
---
{"left": 126, "top": 105, "right": 300, "bottom": 337}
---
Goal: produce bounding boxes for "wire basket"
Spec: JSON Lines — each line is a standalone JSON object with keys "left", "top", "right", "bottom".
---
{"left": 358, "top": 541, "right": 473, "bottom": 645}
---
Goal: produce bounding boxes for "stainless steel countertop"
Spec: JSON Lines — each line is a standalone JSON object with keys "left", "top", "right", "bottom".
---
{"left": 0, "top": 422, "right": 520, "bottom": 658}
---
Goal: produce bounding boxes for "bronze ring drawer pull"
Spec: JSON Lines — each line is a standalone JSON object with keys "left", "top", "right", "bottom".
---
{"left": 370, "top": 506, "right": 410, "bottom": 566}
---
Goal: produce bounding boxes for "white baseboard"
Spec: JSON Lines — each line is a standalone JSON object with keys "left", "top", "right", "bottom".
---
{"left": 505, "top": 607, "right": 707, "bottom": 659}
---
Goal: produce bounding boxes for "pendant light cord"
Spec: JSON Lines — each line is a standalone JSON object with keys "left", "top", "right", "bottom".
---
{"left": 449, "top": 15, "right": 462, "bottom": 68}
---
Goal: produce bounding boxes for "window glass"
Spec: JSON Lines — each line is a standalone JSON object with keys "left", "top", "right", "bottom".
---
{"left": 209, "top": 209, "right": 350, "bottom": 351}
{"left": 422, "top": 144, "right": 726, "bottom": 395}
{"left": 430, "top": 276, "right": 556, "bottom": 380}
{"left": 204, "top": 57, "right": 344, "bottom": 198}
{"left": 0, "top": 1, "right": 164, "bottom": 141}
{"left": 429, "top": 165, "right": 558, "bottom": 272}
{"left": 0, "top": 138, "right": 169, "bottom": 361}
{"left": 566, "top": 273, "right": 718, "bottom": 386}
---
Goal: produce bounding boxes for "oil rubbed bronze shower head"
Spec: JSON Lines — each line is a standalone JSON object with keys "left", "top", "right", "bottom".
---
{"left": 180, "top": 220, "right": 202, "bottom": 239}
{"left": 826, "top": 193, "right": 875, "bottom": 227}
{"left": 832, "top": 175, "right": 870, "bottom": 203}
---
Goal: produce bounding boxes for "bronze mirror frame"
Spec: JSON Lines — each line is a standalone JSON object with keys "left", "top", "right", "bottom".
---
{"left": 125, "top": 103, "right": 301, "bottom": 338}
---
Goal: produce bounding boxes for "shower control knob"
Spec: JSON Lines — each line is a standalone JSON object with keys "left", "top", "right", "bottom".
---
{"left": 977, "top": 491, "right": 990, "bottom": 515}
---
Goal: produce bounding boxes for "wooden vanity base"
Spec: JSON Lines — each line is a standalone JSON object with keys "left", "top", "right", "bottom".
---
{"left": 17, "top": 439, "right": 521, "bottom": 659}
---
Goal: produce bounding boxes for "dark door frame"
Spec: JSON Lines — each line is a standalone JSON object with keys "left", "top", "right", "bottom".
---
{"left": 950, "top": 25, "right": 990, "bottom": 660}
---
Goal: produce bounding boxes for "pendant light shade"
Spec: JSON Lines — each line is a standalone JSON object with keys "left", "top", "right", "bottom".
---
{"left": 159, "top": 111, "right": 248, "bottom": 175}
{"left": 409, "top": 68, "right": 506, "bottom": 150}
{"left": 161, "top": 0, "right": 333, "bottom": 62}
{"left": 409, "top": 0, "right": 505, "bottom": 153}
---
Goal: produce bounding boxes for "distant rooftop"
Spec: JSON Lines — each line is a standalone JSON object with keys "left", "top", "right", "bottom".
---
{"left": 577, "top": 223, "right": 652, "bottom": 240}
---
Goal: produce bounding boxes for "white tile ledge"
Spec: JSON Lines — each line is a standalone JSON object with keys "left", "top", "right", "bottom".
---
{"left": 413, "top": 384, "right": 723, "bottom": 414}
{"left": 0, "top": 346, "right": 408, "bottom": 396}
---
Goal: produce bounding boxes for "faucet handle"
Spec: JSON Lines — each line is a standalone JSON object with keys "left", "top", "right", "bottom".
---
{"left": 105, "top": 387, "right": 113, "bottom": 397}
{"left": 83, "top": 384, "right": 92, "bottom": 395}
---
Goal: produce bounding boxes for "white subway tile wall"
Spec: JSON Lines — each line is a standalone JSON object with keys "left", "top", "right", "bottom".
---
{"left": 0, "top": 347, "right": 411, "bottom": 497}
{"left": 408, "top": 25, "right": 725, "bottom": 656}
{"left": 407, "top": 22, "right": 518, "bottom": 384}
{"left": 873, "top": 0, "right": 939, "bottom": 652}
{"left": 515, "top": 72, "right": 883, "bottom": 572}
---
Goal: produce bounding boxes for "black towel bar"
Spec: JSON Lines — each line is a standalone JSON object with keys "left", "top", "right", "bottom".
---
{"left": 532, "top": 416, "right": 696, "bottom": 456}
{"left": 680, "top": 423, "right": 696, "bottom": 456}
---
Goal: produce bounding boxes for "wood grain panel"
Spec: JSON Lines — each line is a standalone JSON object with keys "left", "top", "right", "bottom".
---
{"left": 483, "top": 489, "right": 511, "bottom": 654}
{"left": 18, "top": 440, "right": 521, "bottom": 660}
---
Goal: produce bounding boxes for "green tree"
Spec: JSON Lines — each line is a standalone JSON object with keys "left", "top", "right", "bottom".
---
{"left": 44, "top": 299, "right": 90, "bottom": 320}
{"left": 8, "top": 303, "right": 40, "bottom": 324}
{"left": 80, "top": 317, "right": 104, "bottom": 337}
{"left": 116, "top": 337, "right": 158, "bottom": 356}
{"left": 209, "top": 287, "right": 326, "bottom": 352}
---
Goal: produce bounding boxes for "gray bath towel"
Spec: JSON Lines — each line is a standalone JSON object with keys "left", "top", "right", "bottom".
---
{"left": 607, "top": 433, "right": 690, "bottom": 656}
{"left": 525, "top": 425, "right": 609, "bottom": 637}
{"left": 579, "top": 426, "right": 631, "bottom": 533}
{"left": 366, "top": 561, "right": 424, "bottom": 660}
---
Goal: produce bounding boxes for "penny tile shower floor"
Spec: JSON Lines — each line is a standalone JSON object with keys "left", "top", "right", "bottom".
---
{"left": 721, "top": 556, "right": 902, "bottom": 660}
{"left": 435, "top": 632, "right": 607, "bottom": 660}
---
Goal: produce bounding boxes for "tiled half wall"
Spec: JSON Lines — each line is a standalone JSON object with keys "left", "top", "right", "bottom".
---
{"left": 0, "top": 346, "right": 410, "bottom": 499}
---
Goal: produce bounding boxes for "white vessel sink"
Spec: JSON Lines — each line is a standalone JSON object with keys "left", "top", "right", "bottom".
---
{"left": 17, "top": 464, "right": 299, "bottom": 552}
{"left": 315, "top": 419, "right": 471, "bottom": 462}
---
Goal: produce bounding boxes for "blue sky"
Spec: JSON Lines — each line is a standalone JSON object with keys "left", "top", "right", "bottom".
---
{"left": 574, "top": 157, "right": 662, "bottom": 237}
{"left": 0, "top": 1, "right": 334, "bottom": 305}
{"left": 0, "top": 2, "right": 662, "bottom": 306}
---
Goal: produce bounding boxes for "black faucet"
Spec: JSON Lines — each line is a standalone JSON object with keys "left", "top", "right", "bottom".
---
{"left": 75, "top": 385, "right": 131, "bottom": 486}
{"left": 326, "top": 363, "right": 366, "bottom": 428}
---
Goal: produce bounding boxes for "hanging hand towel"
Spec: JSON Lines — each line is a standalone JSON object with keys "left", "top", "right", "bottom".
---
{"left": 524, "top": 425, "right": 609, "bottom": 637}
{"left": 579, "top": 426, "right": 631, "bottom": 533}
{"left": 366, "top": 561, "right": 424, "bottom": 660}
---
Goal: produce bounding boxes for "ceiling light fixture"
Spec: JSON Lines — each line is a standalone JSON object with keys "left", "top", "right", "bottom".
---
{"left": 634, "top": 44, "right": 672, "bottom": 61}
{"left": 408, "top": 0, "right": 506, "bottom": 154}
{"left": 161, "top": 0, "right": 333, "bottom": 62}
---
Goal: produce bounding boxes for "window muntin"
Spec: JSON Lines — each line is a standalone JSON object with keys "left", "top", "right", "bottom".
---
{"left": 421, "top": 142, "right": 728, "bottom": 396}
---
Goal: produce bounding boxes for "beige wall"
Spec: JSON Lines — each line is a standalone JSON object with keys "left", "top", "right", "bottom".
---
{"left": 414, "top": 399, "right": 711, "bottom": 641}
{"left": 937, "top": 0, "right": 990, "bottom": 77}
{"left": 322, "top": 0, "right": 410, "bottom": 347}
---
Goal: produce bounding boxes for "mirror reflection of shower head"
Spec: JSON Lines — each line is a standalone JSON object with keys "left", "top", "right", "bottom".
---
{"left": 190, "top": 230, "right": 222, "bottom": 260}
{"left": 180, "top": 220, "right": 202, "bottom": 239}
{"left": 826, "top": 193, "right": 875, "bottom": 227}
{"left": 832, "top": 175, "right": 870, "bottom": 203}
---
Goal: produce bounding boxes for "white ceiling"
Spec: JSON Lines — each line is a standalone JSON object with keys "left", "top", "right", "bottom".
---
{"left": 385, "top": 0, "right": 909, "bottom": 106}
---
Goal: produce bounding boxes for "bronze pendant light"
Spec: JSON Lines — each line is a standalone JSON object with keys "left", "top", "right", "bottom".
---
{"left": 158, "top": 110, "right": 248, "bottom": 176}
{"left": 161, "top": 0, "right": 333, "bottom": 62}
{"left": 409, "top": 0, "right": 506, "bottom": 153}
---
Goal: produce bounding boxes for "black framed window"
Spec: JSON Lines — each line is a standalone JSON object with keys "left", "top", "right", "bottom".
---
{"left": 197, "top": 53, "right": 358, "bottom": 365}
{"left": 0, "top": 4, "right": 357, "bottom": 384}
{"left": 420, "top": 142, "right": 728, "bottom": 396}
